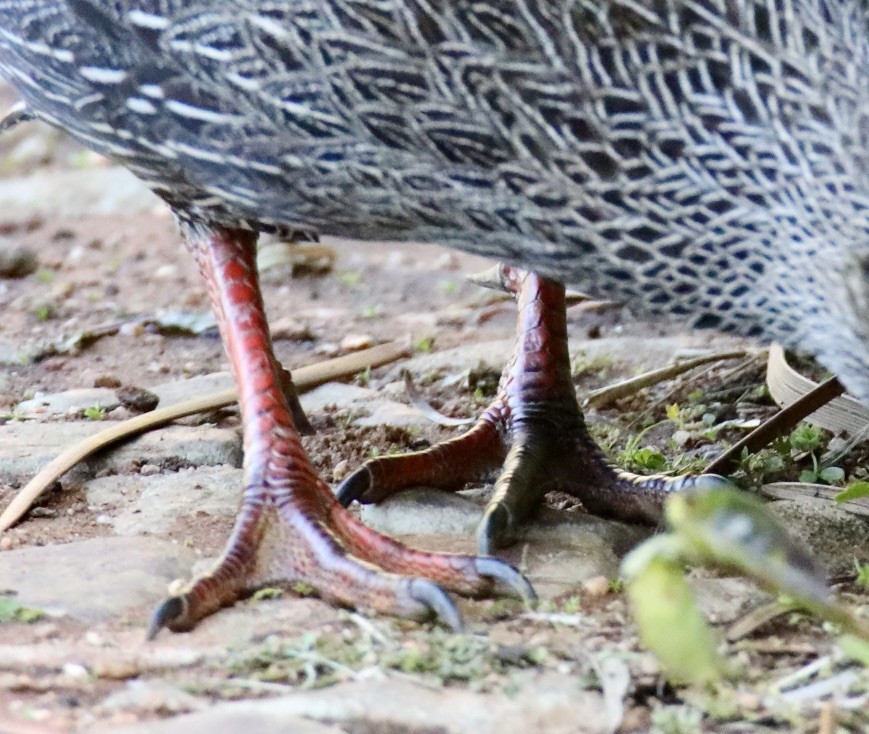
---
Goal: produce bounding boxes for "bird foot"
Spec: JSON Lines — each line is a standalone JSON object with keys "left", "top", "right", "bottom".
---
{"left": 147, "top": 228, "right": 534, "bottom": 638}
{"left": 339, "top": 265, "right": 729, "bottom": 552}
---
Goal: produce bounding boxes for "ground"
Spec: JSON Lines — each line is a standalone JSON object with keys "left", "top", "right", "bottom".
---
{"left": 0, "top": 85, "right": 866, "bottom": 733}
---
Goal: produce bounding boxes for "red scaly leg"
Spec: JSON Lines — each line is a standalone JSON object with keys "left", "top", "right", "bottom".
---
{"left": 148, "top": 227, "right": 533, "bottom": 637}
{"left": 339, "top": 265, "right": 728, "bottom": 553}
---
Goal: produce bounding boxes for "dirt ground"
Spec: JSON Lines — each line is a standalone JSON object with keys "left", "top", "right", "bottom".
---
{"left": 0, "top": 86, "right": 867, "bottom": 734}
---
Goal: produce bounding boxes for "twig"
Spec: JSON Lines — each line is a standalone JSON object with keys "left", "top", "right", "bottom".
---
{"left": 584, "top": 350, "right": 747, "bottom": 409}
{"left": 705, "top": 376, "right": 846, "bottom": 475}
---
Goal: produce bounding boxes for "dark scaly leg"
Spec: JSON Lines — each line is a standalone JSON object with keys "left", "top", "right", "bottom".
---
{"left": 338, "top": 265, "right": 728, "bottom": 553}
{"left": 149, "top": 226, "right": 533, "bottom": 637}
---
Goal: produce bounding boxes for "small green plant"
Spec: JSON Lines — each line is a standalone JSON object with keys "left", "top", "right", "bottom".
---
{"left": 338, "top": 270, "right": 362, "bottom": 287}
{"left": 83, "top": 405, "right": 106, "bottom": 420}
{"left": 290, "top": 581, "right": 315, "bottom": 597}
{"left": 619, "top": 428, "right": 668, "bottom": 473}
{"left": 32, "top": 303, "right": 54, "bottom": 321}
{"left": 836, "top": 481, "right": 869, "bottom": 503}
{"left": 359, "top": 304, "right": 380, "bottom": 319}
{"left": 651, "top": 705, "right": 703, "bottom": 734}
{"left": 414, "top": 337, "right": 434, "bottom": 353}
{"left": 854, "top": 562, "right": 869, "bottom": 589}
{"left": 0, "top": 597, "right": 44, "bottom": 624}
{"left": 355, "top": 366, "right": 371, "bottom": 386}
{"left": 250, "top": 587, "right": 283, "bottom": 602}
{"left": 789, "top": 424, "right": 826, "bottom": 453}
{"left": 798, "top": 454, "right": 845, "bottom": 485}
{"left": 439, "top": 280, "right": 458, "bottom": 294}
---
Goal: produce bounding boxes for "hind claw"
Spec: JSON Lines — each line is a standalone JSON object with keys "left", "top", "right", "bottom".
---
{"left": 147, "top": 596, "right": 188, "bottom": 640}
{"left": 336, "top": 469, "right": 371, "bottom": 507}
{"left": 474, "top": 556, "right": 537, "bottom": 605}
{"left": 408, "top": 578, "right": 464, "bottom": 632}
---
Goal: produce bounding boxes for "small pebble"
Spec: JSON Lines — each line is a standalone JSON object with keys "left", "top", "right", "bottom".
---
{"left": 582, "top": 575, "right": 611, "bottom": 597}
{"left": 119, "top": 322, "right": 144, "bottom": 338}
{"left": 332, "top": 459, "right": 350, "bottom": 482}
{"left": 62, "top": 663, "right": 89, "bottom": 680}
{"left": 0, "top": 239, "right": 38, "bottom": 278}
{"left": 139, "top": 464, "right": 161, "bottom": 477}
{"left": 116, "top": 385, "right": 159, "bottom": 413}
{"left": 316, "top": 342, "right": 340, "bottom": 357}
{"left": 0, "top": 536, "right": 13, "bottom": 550}
{"left": 340, "top": 333, "right": 374, "bottom": 352}
{"left": 270, "top": 316, "right": 315, "bottom": 341}
{"left": 154, "top": 264, "right": 178, "bottom": 280}
{"left": 92, "top": 658, "right": 138, "bottom": 681}
{"left": 29, "top": 507, "right": 57, "bottom": 519}
{"left": 94, "top": 375, "right": 122, "bottom": 389}
{"left": 85, "top": 631, "right": 104, "bottom": 646}
{"left": 434, "top": 252, "right": 460, "bottom": 270}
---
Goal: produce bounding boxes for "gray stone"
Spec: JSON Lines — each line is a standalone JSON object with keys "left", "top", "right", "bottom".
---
{"left": 360, "top": 488, "right": 649, "bottom": 596}
{"left": 0, "top": 536, "right": 195, "bottom": 622}
{"left": 688, "top": 575, "right": 772, "bottom": 625}
{"left": 0, "top": 238, "right": 38, "bottom": 278}
{"left": 99, "top": 679, "right": 206, "bottom": 716}
{"left": 86, "top": 466, "right": 242, "bottom": 536}
{"left": 768, "top": 497, "right": 869, "bottom": 576}
{"left": 16, "top": 387, "right": 120, "bottom": 416}
{"left": 300, "top": 381, "right": 433, "bottom": 429}
{"left": 151, "top": 372, "right": 234, "bottom": 409}
{"left": 358, "top": 489, "right": 482, "bottom": 537}
{"left": 0, "top": 421, "right": 241, "bottom": 485}
{"left": 101, "top": 674, "right": 607, "bottom": 734}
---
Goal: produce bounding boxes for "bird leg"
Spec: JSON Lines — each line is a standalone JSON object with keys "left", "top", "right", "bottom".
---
{"left": 148, "top": 227, "right": 533, "bottom": 637}
{"left": 338, "top": 265, "right": 728, "bottom": 553}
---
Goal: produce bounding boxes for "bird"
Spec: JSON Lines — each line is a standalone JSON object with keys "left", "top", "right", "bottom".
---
{"left": 0, "top": 0, "right": 866, "bottom": 636}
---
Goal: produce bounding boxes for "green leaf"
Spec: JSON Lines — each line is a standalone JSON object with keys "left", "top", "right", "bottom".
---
{"left": 835, "top": 482, "right": 869, "bottom": 504}
{"left": 789, "top": 424, "right": 824, "bottom": 453}
{"left": 625, "top": 556, "right": 723, "bottom": 684}
{"left": 818, "top": 466, "right": 844, "bottom": 484}
{"left": 665, "top": 487, "right": 831, "bottom": 605}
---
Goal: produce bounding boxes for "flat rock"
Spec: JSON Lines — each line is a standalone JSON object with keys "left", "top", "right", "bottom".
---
{"left": 0, "top": 421, "right": 241, "bottom": 485}
{"left": 150, "top": 372, "right": 233, "bottom": 409}
{"left": 0, "top": 536, "right": 195, "bottom": 622}
{"left": 688, "top": 575, "right": 772, "bottom": 625}
{"left": 300, "top": 381, "right": 433, "bottom": 429}
{"left": 360, "top": 488, "right": 649, "bottom": 595}
{"left": 99, "top": 679, "right": 206, "bottom": 716}
{"left": 86, "top": 466, "right": 242, "bottom": 536}
{"left": 103, "top": 674, "right": 607, "bottom": 734}
{"left": 16, "top": 387, "right": 120, "bottom": 416}
{"left": 768, "top": 497, "right": 869, "bottom": 575}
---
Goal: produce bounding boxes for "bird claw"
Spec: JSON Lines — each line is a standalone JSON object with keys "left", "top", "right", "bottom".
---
{"left": 476, "top": 503, "right": 514, "bottom": 557}
{"left": 474, "top": 556, "right": 537, "bottom": 605}
{"left": 407, "top": 578, "right": 464, "bottom": 632}
{"left": 146, "top": 595, "right": 189, "bottom": 640}
{"left": 336, "top": 467, "right": 371, "bottom": 507}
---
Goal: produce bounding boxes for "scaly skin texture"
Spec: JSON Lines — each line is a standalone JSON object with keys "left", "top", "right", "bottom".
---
{"left": 148, "top": 225, "right": 532, "bottom": 635}
{"left": 339, "top": 266, "right": 726, "bottom": 551}
{"left": 0, "top": 0, "right": 867, "bottom": 630}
